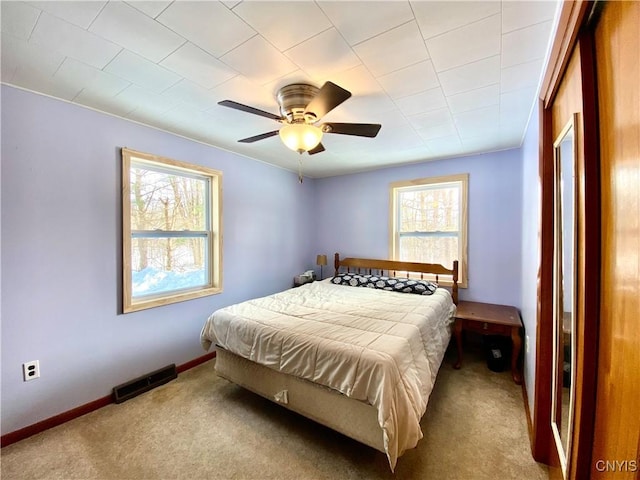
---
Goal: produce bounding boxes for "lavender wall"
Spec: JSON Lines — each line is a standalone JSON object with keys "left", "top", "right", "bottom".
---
{"left": 314, "top": 150, "right": 523, "bottom": 306}
{"left": 520, "top": 100, "right": 541, "bottom": 418}
{"left": 0, "top": 86, "right": 316, "bottom": 435}
{"left": 1, "top": 84, "right": 531, "bottom": 437}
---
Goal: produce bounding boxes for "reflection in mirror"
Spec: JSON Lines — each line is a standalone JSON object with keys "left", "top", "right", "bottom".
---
{"left": 551, "top": 114, "right": 577, "bottom": 478}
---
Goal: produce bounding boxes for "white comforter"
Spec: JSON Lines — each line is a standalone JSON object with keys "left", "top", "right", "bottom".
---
{"left": 200, "top": 280, "right": 456, "bottom": 470}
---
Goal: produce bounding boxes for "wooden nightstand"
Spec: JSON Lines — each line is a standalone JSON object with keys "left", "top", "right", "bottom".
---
{"left": 452, "top": 301, "right": 523, "bottom": 384}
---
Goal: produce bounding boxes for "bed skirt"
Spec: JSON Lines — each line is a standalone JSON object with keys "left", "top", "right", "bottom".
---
{"left": 215, "top": 346, "right": 385, "bottom": 453}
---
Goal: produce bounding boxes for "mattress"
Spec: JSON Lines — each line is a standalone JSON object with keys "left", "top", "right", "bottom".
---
{"left": 200, "top": 279, "right": 456, "bottom": 469}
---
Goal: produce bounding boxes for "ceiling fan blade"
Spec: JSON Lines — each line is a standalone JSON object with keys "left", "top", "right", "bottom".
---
{"left": 307, "top": 143, "right": 325, "bottom": 155}
{"left": 322, "top": 123, "right": 382, "bottom": 138}
{"left": 304, "top": 82, "right": 351, "bottom": 120}
{"left": 218, "top": 100, "right": 283, "bottom": 121}
{"left": 238, "top": 131, "right": 280, "bottom": 143}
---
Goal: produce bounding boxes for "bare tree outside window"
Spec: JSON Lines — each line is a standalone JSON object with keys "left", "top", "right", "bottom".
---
{"left": 122, "top": 148, "right": 222, "bottom": 313}
{"left": 390, "top": 174, "right": 468, "bottom": 287}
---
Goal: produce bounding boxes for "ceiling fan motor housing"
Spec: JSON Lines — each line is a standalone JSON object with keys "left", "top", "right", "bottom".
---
{"left": 276, "top": 84, "right": 319, "bottom": 124}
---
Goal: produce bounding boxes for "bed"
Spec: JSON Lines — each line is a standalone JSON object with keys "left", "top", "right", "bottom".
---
{"left": 200, "top": 254, "right": 458, "bottom": 470}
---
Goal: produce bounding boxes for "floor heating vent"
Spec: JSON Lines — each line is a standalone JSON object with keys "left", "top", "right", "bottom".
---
{"left": 112, "top": 364, "right": 177, "bottom": 404}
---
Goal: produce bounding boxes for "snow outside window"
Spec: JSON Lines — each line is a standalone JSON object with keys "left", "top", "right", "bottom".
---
{"left": 121, "top": 148, "right": 222, "bottom": 313}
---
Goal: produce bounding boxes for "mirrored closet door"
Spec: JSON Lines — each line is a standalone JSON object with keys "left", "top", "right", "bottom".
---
{"left": 551, "top": 114, "right": 577, "bottom": 478}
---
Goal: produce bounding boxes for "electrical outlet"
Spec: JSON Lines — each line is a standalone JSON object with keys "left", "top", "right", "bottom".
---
{"left": 23, "top": 360, "right": 40, "bottom": 381}
{"left": 526, "top": 335, "right": 530, "bottom": 354}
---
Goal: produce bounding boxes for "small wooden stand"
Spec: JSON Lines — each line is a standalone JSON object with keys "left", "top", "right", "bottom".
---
{"left": 453, "top": 301, "right": 523, "bottom": 384}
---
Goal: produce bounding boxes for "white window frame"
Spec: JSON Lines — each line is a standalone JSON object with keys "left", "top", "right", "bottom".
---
{"left": 389, "top": 173, "right": 468, "bottom": 287}
{"left": 121, "top": 148, "right": 222, "bottom": 313}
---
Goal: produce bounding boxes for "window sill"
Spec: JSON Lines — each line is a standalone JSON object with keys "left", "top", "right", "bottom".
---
{"left": 124, "top": 286, "right": 222, "bottom": 313}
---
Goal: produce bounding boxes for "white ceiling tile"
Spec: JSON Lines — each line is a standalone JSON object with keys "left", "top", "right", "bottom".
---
{"left": 415, "top": 121, "right": 458, "bottom": 141}
{"left": 322, "top": 93, "right": 393, "bottom": 123}
{"left": 233, "top": 1, "right": 331, "bottom": 51}
{"left": 318, "top": 1, "right": 414, "bottom": 45}
{"left": 501, "top": 59, "right": 543, "bottom": 93}
{"left": 30, "top": 12, "right": 121, "bottom": 69}
{"left": 222, "top": 35, "right": 298, "bottom": 86}
{"left": 447, "top": 84, "right": 500, "bottom": 114}
{"left": 1, "top": 32, "right": 63, "bottom": 78}
{"left": 500, "top": 87, "right": 537, "bottom": 116}
{"left": 103, "top": 50, "right": 181, "bottom": 93}
{"left": 377, "top": 60, "right": 439, "bottom": 99}
{"left": 211, "top": 75, "right": 278, "bottom": 113}
{"left": 89, "top": 2, "right": 185, "bottom": 63}
{"left": 125, "top": 1, "right": 172, "bottom": 19}
{"left": 161, "top": 43, "right": 237, "bottom": 89}
{"left": 373, "top": 127, "right": 425, "bottom": 151}
{"left": 27, "top": 1, "right": 106, "bottom": 29}
{"left": 502, "top": 21, "right": 553, "bottom": 68}
{"left": 1, "top": 34, "right": 79, "bottom": 100}
{"left": 154, "top": 105, "right": 211, "bottom": 133}
{"left": 455, "top": 104, "right": 500, "bottom": 127}
{"left": 54, "top": 57, "right": 130, "bottom": 98}
{"left": 427, "top": 14, "right": 501, "bottom": 72}
{"left": 166, "top": 105, "right": 223, "bottom": 130}
{"left": 223, "top": 1, "right": 242, "bottom": 9}
{"left": 353, "top": 21, "right": 429, "bottom": 77}
{"left": 0, "top": 0, "right": 557, "bottom": 177}
{"left": 13, "top": 69, "right": 82, "bottom": 100}
{"left": 125, "top": 108, "right": 170, "bottom": 128}
{"left": 425, "top": 135, "right": 463, "bottom": 157}
{"left": 161, "top": 79, "right": 221, "bottom": 111}
{"left": 74, "top": 90, "right": 137, "bottom": 118}
{"left": 1, "top": 2, "right": 40, "bottom": 39}
{"left": 332, "top": 133, "right": 390, "bottom": 157}
{"left": 408, "top": 107, "right": 453, "bottom": 129}
{"left": 285, "top": 29, "right": 361, "bottom": 80}
{"left": 461, "top": 134, "right": 516, "bottom": 153}
{"left": 0, "top": 34, "right": 20, "bottom": 78}
{"left": 157, "top": 2, "right": 256, "bottom": 57}
{"left": 84, "top": 77, "right": 130, "bottom": 101}
{"left": 320, "top": 65, "right": 384, "bottom": 97}
{"left": 437, "top": 55, "right": 500, "bottom": 96}
{"left": 118, "top": 85, "right": 181, "bottom": 117}
{"left": 460, "top": 136, "right": 495, "bottom": 153}
{"left": 453, "top": 105, "right": 500, "bottom": 138}
{"left": 374, "top": 108, "right": 411, "bottom": 131}
{"left": 1, "top": 64, "right": 16, "bottom": 83}
{"left": 500, "top": 118, "right": 529, "bottom": 139}
{"left": 412, "top": 1, "right": 501, "bottom": 39}
{"left": 503, "top": 1, "right": 558, "bottom": 33}
{"left": 394, "top": 87, "right": 447, "bottom": 116}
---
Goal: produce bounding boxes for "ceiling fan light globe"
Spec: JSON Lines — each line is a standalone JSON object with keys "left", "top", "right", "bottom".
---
{"left": 279, "top": 124, "right": 323, "bottom": 153}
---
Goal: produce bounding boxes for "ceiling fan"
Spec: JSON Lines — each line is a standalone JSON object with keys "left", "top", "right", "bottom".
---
{"left": 218, "top": 81, "right": 382, "bottom": 155}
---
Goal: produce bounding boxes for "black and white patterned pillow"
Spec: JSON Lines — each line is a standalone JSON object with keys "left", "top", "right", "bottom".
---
{"left": 331, "top": 273, "right": 371, "bottom": 287}
{"left": 332, "top": 273, "right": 437, "bottom": 295}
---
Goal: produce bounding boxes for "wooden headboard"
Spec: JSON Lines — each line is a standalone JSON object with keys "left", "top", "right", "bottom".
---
{"left": 333, "top": 253, "right": 459, "bottom": 304}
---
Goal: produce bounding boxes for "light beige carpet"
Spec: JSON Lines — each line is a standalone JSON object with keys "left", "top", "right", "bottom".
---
{"left": 1, "top": 348, "right": 547, "bottom": 480}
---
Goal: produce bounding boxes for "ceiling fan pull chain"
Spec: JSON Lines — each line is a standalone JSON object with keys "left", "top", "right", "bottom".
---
{"left": 298, "top": 157, "right": 304, "bottom": 184}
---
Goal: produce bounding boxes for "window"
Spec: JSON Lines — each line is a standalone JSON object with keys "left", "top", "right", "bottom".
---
{"left": 389, "top": 174, "right": 468, "bottom": 287}
{"left": 121, "top": 148, "right": 222, "bottom": 313}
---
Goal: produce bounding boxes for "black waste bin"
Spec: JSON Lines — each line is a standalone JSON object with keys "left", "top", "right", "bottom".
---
{"left": 483, "top": 335, "right": 509, "bottom": 372}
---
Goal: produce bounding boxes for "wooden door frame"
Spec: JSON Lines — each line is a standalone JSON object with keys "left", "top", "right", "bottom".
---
{"left": 533, "top": 1, "right": 601, "bottom": 479}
